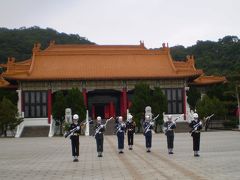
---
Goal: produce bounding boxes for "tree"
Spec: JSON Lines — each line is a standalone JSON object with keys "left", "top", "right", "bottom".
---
{"left": 0, "top": 89, "right": 18, "bottom": 105}
{"left": 151, "top": 87, "right": 168, "bottom": 132}
{"left": 206, "top": 84, "right": 226, "bottom": 101}
{"left": 170, "top": 35, "right": 240, "bottom": 76}
{"left": 52, "top": 88, "right": 86, "bottom": 136}
{"left": 0, "top": 97, "right": 23, "bottom": 137}
{"left": 66, "top": 88, "right": 86, "bottom": 122}
{"left": 52, "top": 91, "right": 66, "bottom": 135}
{"left": 130, "top": 83, "right": 151, "bottom": 132}
{"left": 196, "top": 95, "right": 227, "bottom": 120}
{"left": 187, "top": 86, "right": 201, "bottom": 110}
{"left": 0, "top": 26, "right": 94, "bottom": 64}
{"left": 130, "top": 83, "right": 167, "bottom": 132}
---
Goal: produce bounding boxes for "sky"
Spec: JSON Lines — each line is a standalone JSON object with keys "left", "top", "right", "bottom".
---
{"left": 0, "top": 0, "right": 239, "bottom": 48}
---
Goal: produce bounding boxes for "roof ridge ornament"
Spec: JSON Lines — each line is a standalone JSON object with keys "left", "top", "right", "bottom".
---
{"left": 140, "top": 40, "right": 145, "bottom": 47}
{"left": 29, "top": 42, "right": 40, "bottom": 75}
{"left": 162, "top": 43, "right": 166, "bottom": 48}
{"left": 7, "top": 57, "right": 15, "bottom": 64}
{"left": 162, "top": 42, "right": 169, "bottom": 51}
{"left": 32, "top": 42, "right": 41, "bottom": 53}
{"left": 49, "top": 40, "right": 55, "bottom": 47}
{"left": 186, "top": 55, "right": 194, "bottom": 64}
{"left": 186, "top": 55, "right": 197, "bottom": 71}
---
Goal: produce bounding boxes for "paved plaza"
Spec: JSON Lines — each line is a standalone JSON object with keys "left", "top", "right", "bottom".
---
{"left": 0, "top": 131, "right": 239, "bottom": 180}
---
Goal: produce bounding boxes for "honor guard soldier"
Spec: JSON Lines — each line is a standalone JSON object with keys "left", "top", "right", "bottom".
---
{"left": 189, "top": 113, "right": 203, "bottom": 157}
{"left": 69, "top": 114, "right": 81, "bottom": 162}
{"left": 143, "top": 115, "right": 154, "bottom": 152}
{"left": 126, "top": 114, "right": 136, "bottom": 150}
{"left": 163, "top": 115, "right": 176, "bottom": 154}
{"left": 94, "top": 116, "right": 105, "bottom": 157}
{"left": 115, "top": 116, "right": 126, "bottom": 153}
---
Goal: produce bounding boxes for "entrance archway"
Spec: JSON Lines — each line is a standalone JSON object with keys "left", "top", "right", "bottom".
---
{"left": 87, "top": 89, "right": 120, "bottom": 119}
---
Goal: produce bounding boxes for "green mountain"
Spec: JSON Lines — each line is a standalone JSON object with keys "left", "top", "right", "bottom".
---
{"left": 0, "top": 26, "right": 94, "bottom": 63}
{"left": 170, "top": 36, "right": 240, "bottom": 76}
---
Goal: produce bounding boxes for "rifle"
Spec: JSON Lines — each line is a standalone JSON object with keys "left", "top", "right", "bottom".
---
{"left": 144, "top": 114, "right": 159, "bottom": 134}
{"left": 94, "top": 117, "right": 113, "bottom": 137}
{"left": 189, "top": 121, "right": 202, "bottom": 134}
{"left": 64, "top": 119, "right": 93, "bottom": 138}
{"left": 126, "top": 121, "right": 136, "bottom": 133}
{"left": 205, "top": 114, "right": 214, "bottom": 120}
{"left": 204, "top": 114, "right": 214, "bottom": 131}
{"left": 163, "top": 114, "right": 184, "bottom": 134}
{"left": 116, "top": 122, "right": 126, "bottom": 134}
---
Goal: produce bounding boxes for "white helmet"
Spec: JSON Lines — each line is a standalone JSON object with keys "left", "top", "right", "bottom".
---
{"left": 97, "top": 116, "right": 101, "bottom": 123}
{"left": 118, "top": 116, "right": 123, "bottom": 122}
{"left": 128, "top": 114, "right": 133, "bottom": 120}
{"left": 193, "top": 113, "right": 198, "bottom": 119}
{"left": 145, "top": 115, "right": 150, "bottom": 121}
{"left": 73, "top": 114, "right": 79, "bottom": 120}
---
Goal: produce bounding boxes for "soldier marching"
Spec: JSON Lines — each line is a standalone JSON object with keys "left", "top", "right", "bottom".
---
{"left": 126, "top": 114, "right": 136, "bottom": 150}
{"left": 189, "top": 113, "right": 203, "bottom": 157}
{"left": 67, "top": 114, "right": 81, "bottom": 162}
{"left": 143, "top": 115, "right": 154, "bottom": 152}
{"left": 163, "top": 115, "right": 176, "bottom": 154}
{"left": 115, "top": 116, "right": 126, "bottom": 153}
{"left": 64, "top": 109, "right": 207, "bottom": 160}
{"left": 94, "top": 116, "right": 105, "bottom": 157}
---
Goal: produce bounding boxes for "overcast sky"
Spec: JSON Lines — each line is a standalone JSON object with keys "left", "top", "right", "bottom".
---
{"left": 0, "top": 0, "right": 239, "bottom": 48}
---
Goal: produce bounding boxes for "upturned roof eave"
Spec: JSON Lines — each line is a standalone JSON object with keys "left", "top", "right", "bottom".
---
{"left": 3, "top": 73, "right": 202, "bottom": 81}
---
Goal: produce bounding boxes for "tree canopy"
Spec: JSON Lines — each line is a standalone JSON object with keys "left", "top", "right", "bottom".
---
{"left": 66, "top": 88, "right": 86, "bottom": 121}
{"left": 196, "top": 95, "right": 227, "bottom": 120}
{"left": 170, "top": 35, "right": 240, "bottom": 76}
{"left": 52, "top": 88, "right": 86, "bottom": 135}
{"left": 130, "top": 83, "right": 167, "bottom": 132}
{"left": 0, "top": 97, "right": 23, "bottom": 137}
{"left": 187, "top": 86, "right": 201, "bottom": 110}
{"left": 0, "top": 26, "right": 94, "bottom": 63}
{"left": 0, "top": 89, "right": 18, "bottom": 105}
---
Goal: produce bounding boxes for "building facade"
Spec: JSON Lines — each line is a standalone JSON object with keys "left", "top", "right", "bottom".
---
{"left": 0, "top": 41, "right": 226, "bottom": 137}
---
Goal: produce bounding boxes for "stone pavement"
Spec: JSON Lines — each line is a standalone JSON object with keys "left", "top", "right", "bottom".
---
{"left": 0, "top": 131, "right": 240, "bottom": 180}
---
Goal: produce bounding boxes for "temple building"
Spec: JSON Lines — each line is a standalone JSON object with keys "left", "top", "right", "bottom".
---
{"left": 0, "top": 41, "right": 226, "bottom": 137}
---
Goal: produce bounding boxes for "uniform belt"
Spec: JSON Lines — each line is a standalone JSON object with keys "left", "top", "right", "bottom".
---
{"left": 73, "top": 133, "right": 79, "bottom": 136}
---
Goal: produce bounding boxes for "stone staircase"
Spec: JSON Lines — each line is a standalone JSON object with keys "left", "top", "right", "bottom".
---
{"left": 21, "top": 126, "right": 49, "bottom": 137}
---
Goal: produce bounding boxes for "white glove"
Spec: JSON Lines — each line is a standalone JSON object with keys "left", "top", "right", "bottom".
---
{"left": 150, "top": 122, "right": 154, "bottom": 126}
{"left": 76, "top": 126, "right": 80, "bottom": 130}
{"left": 100, "top": 125, "right": 104, "bottom": 128}
{"left": 199, "top": 121, "right": 202, "bottom": 125}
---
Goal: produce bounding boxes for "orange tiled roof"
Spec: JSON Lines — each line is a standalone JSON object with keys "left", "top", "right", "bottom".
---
{"left": 0, "top": 74, "right": 10, "bottom": 87}
{"left": 2, "top": 42, "right": 203, "bottom": 81}
{"left": 173, "top": 55, "right": 204, "bottom": 78}
{"left": 191, "top": 75, "right": 227, "bottom": 85}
